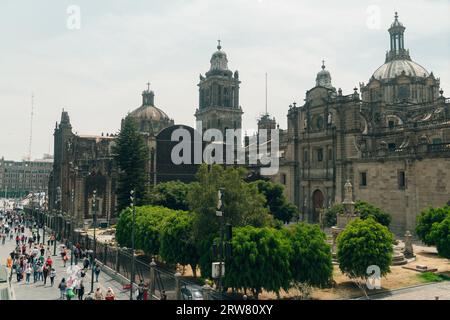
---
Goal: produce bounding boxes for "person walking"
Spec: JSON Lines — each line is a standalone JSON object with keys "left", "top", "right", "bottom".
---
{"left": 42, "top": 264, "right": 49, "bottom": 285}
{"left": 83, "top": 256, "right": 90, "bottom": 271}
{"left": 25, "top": 264, "right": 32, "bottom": 284}
{"left": 33, "top": 262, "right": 39, "bottom": 283}
{"left": 50, "top": 268, "right": 56, "bottom": 286}
{"left": 66, "top": 286, "right": 75, "bottom": 300}
{"left": 77, "top": 278, "right": 85, "bottom": 300}
{"left": 63, "top": 251, "right": 68, "bottom": 267}
{"left": 105, "top": 287, "right": 116, "bottom": 300}
{"left": 94, "top": 264, "right": 101, "bottom": 282}
{"left": 137, "top": 280, "right": 145, "bottom": 300}
{"left": 94, "top": 287, "right": 104, "bottom": 300}
{"left": 57, "top": 278, "right": 66, "bottom": 300}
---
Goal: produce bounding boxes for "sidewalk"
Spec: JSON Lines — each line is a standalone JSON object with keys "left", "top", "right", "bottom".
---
{"left": 0, "top": 228, "right": 129, "bottom": 300}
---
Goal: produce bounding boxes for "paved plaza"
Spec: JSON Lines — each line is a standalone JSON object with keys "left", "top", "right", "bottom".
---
{"left": 0, "top": 228, "right": 129, "bottom": 300}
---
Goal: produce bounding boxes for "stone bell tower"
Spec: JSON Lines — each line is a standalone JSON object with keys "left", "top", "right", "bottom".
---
{"left": 195, "top": 41, "right": 243, "bottom": 136}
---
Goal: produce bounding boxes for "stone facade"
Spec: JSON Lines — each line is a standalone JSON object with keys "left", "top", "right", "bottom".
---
{"left": 275, "top": 13, "right": 450, "bottom": 235}
{"left": 49, "top": 111, "right": 118, "bottom": 228}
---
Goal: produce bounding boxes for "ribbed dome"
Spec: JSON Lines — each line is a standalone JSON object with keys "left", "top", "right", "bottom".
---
{"left": 130, "top": 105, "right": 170, "bottom": 122}
{"left": 372, "top": 59, "right": 429, "bottom": 81}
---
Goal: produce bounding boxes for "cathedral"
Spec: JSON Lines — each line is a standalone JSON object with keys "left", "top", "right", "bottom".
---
{"left": 50, "top": 13, "right": 449, "bottom": 235}
{"left": 274, "top": 13, "right": 450, "bottom": 235}
{"left": 49, "top": 41, "right": 243, "bottom": 228}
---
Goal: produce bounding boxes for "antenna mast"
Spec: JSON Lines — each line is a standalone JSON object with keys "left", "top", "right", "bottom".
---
{"left": 28, "top": 93, "right": 34, "bottom": 161}
{"left": 265, "top": 73, "right": 268, "bottom": 115}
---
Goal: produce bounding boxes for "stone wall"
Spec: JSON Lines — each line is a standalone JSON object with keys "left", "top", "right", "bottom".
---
{"left": 353, "top": 157, "right": 450, "bottom": 235}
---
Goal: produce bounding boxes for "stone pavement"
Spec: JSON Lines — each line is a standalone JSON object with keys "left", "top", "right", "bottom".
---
{"left": 371, "top": 282, "right": 450, "bottom": 300}
{"left": 0, "top": 228, "right": 130, "bottom": 300}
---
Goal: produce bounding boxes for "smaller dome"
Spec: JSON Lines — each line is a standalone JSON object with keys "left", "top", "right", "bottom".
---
{"left": 209, "top": 41, "right": 229, "bottom": 72}
{"left": 315, "top": 61, "right": 334, "bottom": 89}
{"left": 372, "top": 59, "right": 429, "bottom": 80}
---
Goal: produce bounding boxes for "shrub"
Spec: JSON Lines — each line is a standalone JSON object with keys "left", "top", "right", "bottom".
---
{"left": 416, "top": 206, "right": 449, "bottom": 246}
{"left": 337, "top": 218, "right": 393, "bottom": 280}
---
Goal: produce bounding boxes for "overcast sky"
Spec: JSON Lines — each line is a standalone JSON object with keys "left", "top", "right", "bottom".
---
{"left": 0, "top": 0, "right": 449, "bottom": 161}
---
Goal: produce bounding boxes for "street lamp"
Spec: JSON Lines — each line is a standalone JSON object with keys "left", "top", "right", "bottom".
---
{"left": 129, "top": 189, "right": 136, "bottom": 301}
{"left": 90, "top": 189, "right": 97, "bottom": 294}
{"left": 53, "top": 187, "right": 62, "bottom": 256}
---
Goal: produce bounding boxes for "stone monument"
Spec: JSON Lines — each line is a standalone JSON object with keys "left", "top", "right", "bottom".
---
{"left": 331, "top": 180, "right": 360, "bottom": 257}
{"left": 403, "top": 230, "right": 415, "bottom": 258}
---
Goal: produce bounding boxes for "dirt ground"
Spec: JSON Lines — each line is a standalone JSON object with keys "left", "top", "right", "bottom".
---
{"left": 259, "top": 244, "right": 449, "bottom": 300}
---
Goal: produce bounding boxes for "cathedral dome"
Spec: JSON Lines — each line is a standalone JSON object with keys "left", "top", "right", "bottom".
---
{"left": 372, "top": 59, "right": 429, "bottom": 81}
{"left": 130, "top": 103, "right": 170, "bottom": 122}
{"left": 127, "top": 86, "right": 174, "bottom": 135}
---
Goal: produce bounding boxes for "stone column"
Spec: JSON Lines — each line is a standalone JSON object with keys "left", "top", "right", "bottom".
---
{"left": 404, "top": 230, "right": 414, "bottom": 258}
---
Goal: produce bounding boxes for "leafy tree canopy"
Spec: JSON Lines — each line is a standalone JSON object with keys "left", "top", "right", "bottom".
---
{"left": 112, "top": 115, "right": 149, "bottom": 212}
{"left": 149, "top": 181, "right": 191, "bottom": 211}
{"left": 429, "top": 215, "right": 450, "bottom": 259}
{"left": 284, "top": 223, "right": 333, "bottom": 287}
{"left": 224, "top": 226, "right": 292, "bottom": 297}
{"left": 337, "top": 218, "right": 393, "bottom": 280}
{"left": 323, "top": 201, "right": 391, "bottom": 227}
{"left": 251, "top": 180, "right": 298, "bottom": 224}
{"left": 160, "top": 211, "right": 200, "bottom": 276}
{"left": 416, "top": 206, "right": 450, "bottom": 246}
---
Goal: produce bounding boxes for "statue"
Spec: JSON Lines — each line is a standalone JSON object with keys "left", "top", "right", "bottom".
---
{"left": 327, "top": 112, "right": 332, "bottom": 125}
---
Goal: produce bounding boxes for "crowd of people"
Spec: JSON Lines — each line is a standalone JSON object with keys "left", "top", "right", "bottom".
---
{"left": 1, "top": 209, "right": 115, "bottom": 301}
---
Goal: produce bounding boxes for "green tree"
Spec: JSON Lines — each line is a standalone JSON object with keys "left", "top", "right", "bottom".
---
{"left": 224, "top": 226, "right": 291, "bottom": 298}
{"left": 355, "top": 201, "right": 391, "bottom": 227}
{"left": 149, "top": 181, "right": 191, "bottom": 211}
{"left": 324, "top": 204, "right": 344, "bottom": 228}
{"left": 284, "top": 223, "right": 333, "bottom": 288}
{"left": 160, "top": 211, "right": 200, "bottom": 277}
{"left": 188, "top": 164, "right": 277, "bottom": 278}
{"left": 113, "top": 115, "right": 149, "bottom": 212}
{"left": 115, "top": 205, "right": 181, "bottom": 256}
{"left": 416, "top": 206, "right": 450, "bottom": 246}
{"left": 252, "top": 180, "right": 298, "bottom": 224}
{"left": 429, "top": 215, "right": 450, "bottom": 259}
{"left": 337, "top": 218, "right": 393, "bottom": 280}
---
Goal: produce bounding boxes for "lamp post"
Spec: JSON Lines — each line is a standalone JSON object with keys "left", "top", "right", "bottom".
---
{"left": 129, "top": 189, "right": 136, "bottom": 300}
{"left": 53, "top": 187, "right": 61, "bottom": 256}
{"left": 90, "top": 190, "right": 97, "bottom": 294}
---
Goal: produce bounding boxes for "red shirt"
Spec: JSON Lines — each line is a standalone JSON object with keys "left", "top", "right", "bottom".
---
{"left": 46, "top": 258, "right": 53, "bottom": 266}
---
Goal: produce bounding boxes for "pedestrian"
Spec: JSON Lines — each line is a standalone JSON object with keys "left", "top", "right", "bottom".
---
{"left": 105, "top": 287, "right": 116, "bottom": 300}
{"left": 50, "top": 268, "right": 56, "bottom": 286}
{"left": 46, "top": 256, "right": 53, "bottom": 268}
{"left": 66, "top": 286, "right": 75, "bottom": 300}
{"left": 25, "top": 264, "right": 32, "bottom": 284}
{"left": 63, "top": 251, "right": 68, "bottom": 267}
{"left": 94, "top": 264, "right": 101, "bottom": 282}
{"left": 137, "top": 280, "right": 145, "bottom": 300}
{"left": 94, "top": 287, "right": 104, "bottom": 300}
{"left": 83, "top": 256, "right": 90, "bottom": 270}
{"left": 16, "top": 265, "right": 23, "bottom": 282}
{"left": 42, "top": 264, "right": 49, "bottom": 285}
{"left": 33, "top": 262, "right": 39, "bottom": 283}
{"left": 77, "top": 278, "right": 85, "bottom": 300}
{"left": 58, "top": 278, "right": 67, "bottom": 300}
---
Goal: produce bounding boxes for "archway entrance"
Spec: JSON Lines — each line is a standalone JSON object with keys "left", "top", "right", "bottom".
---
{"left": 312, "top": 190, "right": 324, "bottom": 223}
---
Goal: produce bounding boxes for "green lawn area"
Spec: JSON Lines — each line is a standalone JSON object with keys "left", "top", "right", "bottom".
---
{"left": 418, "top": 272, "right": 450, "bottom": 283}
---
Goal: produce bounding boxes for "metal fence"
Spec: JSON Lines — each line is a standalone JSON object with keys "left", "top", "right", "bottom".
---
{"left": 27, "top": 208, "right": 238, "bottom": 300}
